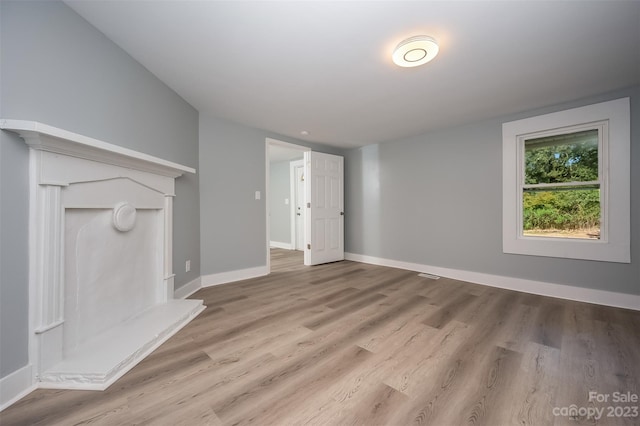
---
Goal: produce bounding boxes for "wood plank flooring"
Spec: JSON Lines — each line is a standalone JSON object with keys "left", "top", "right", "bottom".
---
{"left": 2, "top": 248, "right": 639, "bottom": 425}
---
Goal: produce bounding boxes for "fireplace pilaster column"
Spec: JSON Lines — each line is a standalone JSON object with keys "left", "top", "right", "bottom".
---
{"left": 33, "top": 181, "right": 66, "bottom": 374}
{"left": 163, "top": 194, "right": 175, "bottom": 302}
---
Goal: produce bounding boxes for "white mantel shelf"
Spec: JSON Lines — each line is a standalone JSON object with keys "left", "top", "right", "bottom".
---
{"left": 0, "top": 119, "right": 195, "bottom": 178}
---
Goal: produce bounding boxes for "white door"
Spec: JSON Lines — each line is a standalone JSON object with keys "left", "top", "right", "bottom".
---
{"left": 294, "top": 164, "right": 305, "bottom": 251}
{"left": 304, "top": 151, "right": 344, "bottom": 266}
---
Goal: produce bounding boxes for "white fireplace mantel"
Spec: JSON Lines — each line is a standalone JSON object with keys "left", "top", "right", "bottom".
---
{"left": 1, "top": 119, "right": 204, "bottom": 391}
{"left": 0, "top": 119, "right": 195, "bottom": 178}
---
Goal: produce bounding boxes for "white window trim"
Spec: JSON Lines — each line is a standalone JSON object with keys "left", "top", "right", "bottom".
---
{"left": 518, "top": 122, "right": 607, "bottom": 240}
{"left": 503, "top": 97, "right": 630, "bottom": 263}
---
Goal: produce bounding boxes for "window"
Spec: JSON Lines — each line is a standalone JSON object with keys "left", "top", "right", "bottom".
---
{"left": 522, "top": 125, "right": 604, "bottom": 240}
{"left": 503, "top": 98, "right": 630, "bottom": 263}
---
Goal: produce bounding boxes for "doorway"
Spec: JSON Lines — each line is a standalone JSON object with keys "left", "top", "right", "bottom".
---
{"left": 266, "top": 139, "right": 309, "bottom": 272}
{"left": 291, "top": 159, "right": 305, "bottom": 251}
{"left": 266, "top": 139, "right": 345, "bottom": 272}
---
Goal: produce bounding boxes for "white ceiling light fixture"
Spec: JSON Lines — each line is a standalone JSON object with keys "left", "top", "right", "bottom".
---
{"left": 392, "top": 35, "right": 439, "bottom": 68}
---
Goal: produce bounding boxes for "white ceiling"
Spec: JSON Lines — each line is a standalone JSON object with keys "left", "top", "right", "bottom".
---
{"left": 65, "top": 1, "right": 640, "bottom": 150}
{"left": 269, "top": 144, "right": 304, "bottom": 164}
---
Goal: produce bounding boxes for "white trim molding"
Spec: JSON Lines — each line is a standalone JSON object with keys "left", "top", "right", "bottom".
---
{"left": 174, "top": 277, "right": 202, "bottom": 299}
{"left": 202, "top": 266, "right": 268, "bottom": 288}
{"left": 345, "top": 252, "right": 640, "bottom": 311}
{"left": 290, "top": 159, "right": 305, "bottom": 251}
{"left": 0, "top": 365, "right": 36, "bottom": 412}
{"left": 270, "top": 241, "right": 293, "bottom": 250}
{"left": 502, "top": 98, "right": 630, "bottom": 263}
{"left": 177, "top": 264, "right": 273, "bottom": 296}
{"left": 0, "top": 119, "right": 195, "bottom": 178}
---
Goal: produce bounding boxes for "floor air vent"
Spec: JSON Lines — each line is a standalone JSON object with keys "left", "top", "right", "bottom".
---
{"left": 418, "top": 273, "right": 440, "bottom": 280}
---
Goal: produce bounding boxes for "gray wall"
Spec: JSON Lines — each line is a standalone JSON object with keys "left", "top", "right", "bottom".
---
{"left": 0, "top": 1, "right": 200, "bottom": 379}
{"left": 269, "top": 161, "right": 293, "bottom": 245}
{"left": 345, "top": 85, "right": 640, "bottom": 296}
{"left": 199, "top": 114, "right": 345, "bottom": 275}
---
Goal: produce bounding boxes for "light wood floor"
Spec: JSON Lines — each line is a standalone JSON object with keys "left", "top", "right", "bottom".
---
{"left": 2, "top": 249, "right": 639, "bottom": 425}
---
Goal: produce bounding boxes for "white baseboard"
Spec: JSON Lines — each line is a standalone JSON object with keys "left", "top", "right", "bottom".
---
{"left": 174, "top": 276, "right": 202, "bottom": 299}
{"left": 270, "top": 241, "right": 293, "bottom": 250}
{"left": 345, "top": 252, "right": 640, "bottom": 311}
{"left": 0, "top": 364, "right": 35, "bottom": 412}
{"left": 178, "top": 265, "right": 271, "bottom": 295}
{"left": 201, "top": 265, "right": 268, "bottom": 288}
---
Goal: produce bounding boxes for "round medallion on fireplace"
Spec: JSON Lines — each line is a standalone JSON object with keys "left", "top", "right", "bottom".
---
{"left": 113, "top": 202, "right": 137, "bottom": 232}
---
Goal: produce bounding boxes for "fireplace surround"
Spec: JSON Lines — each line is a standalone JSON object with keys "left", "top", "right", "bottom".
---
{"left": 1, "top": 120, "right": 205, "bottom": 390}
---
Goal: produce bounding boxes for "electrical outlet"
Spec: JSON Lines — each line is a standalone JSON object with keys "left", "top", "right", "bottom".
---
{"left": 185, "top": 260, "right": 191, "bottom": 272}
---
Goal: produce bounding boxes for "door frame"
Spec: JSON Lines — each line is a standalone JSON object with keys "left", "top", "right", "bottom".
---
{"left": 265, "top": 138, "right": 310, "bottom": 274}
{"left": 290, "top": 159, "right": 305, "bottom": 251}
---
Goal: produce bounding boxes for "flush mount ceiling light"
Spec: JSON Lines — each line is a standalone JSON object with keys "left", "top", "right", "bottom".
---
{"left": 392, "top": 35, "right": 439, "bottom": 68}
